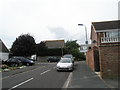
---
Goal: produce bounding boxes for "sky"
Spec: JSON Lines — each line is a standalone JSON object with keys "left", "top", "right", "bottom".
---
{"left": 0, "top": 0, "right": 119, "bottom": 48}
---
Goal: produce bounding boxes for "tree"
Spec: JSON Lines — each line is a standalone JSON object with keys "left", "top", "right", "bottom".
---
{"left": 64, "top": 40, "right": 85, "bottom": 61}
{"left": 36, "top": 41, "right": 47, "bottom": 56}
{"left": 64, "top": 40, "right": 79, "bottom": 54}
{"left": 10, "top": 34, "right": 36, "bottom": 56}
{"left": 36, "top": 41, "right": 62, "bottom": 56}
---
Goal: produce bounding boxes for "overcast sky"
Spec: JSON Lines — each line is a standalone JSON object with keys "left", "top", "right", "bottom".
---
{"left": 0, "top": 0, "right": 119, "bottom": 48}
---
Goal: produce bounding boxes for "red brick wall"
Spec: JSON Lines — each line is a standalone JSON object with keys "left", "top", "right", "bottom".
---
{"left": 99, "top": 45, "right": 120, "bottom": 78}
{"left": 86, "top": 47, "right": 100, "bottom": 71}
{"left": 86, "top": 48, "right": 95, "bottom": 71}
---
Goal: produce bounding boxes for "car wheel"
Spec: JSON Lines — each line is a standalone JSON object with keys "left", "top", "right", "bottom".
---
{"left": 19, "top": 63, "right": 22, "bottom": 66}
{"left": 11, "top": 63, "right": 18, "bottom": 67}
{"left": 11, "top": 63, "right": 15, "bottom": 67}
{"left": 26, "top": 63, "right": 30, "bottom": 66}
{"left": 15, "top": 64, "right": 18, "bottom": 67}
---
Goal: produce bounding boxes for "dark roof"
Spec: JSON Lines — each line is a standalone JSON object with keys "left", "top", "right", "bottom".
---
{"left": 0, "top": 39, "right": 9, "bottom": 53}
{"left": 92, "top": 20, "right": 119, "bottom": 30}
{"left": 45, "top": 40, "right": 65, "bottom": 48}
{"left": 45, "top": 40, "right": 64, "bottom": 42}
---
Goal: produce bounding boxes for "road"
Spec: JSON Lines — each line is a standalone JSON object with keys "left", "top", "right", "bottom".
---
{"left": 2, "top": 62, "right": 71, "bottom": 89}
{"left": 2, "top": 61, "right": 111, "bottom": 89}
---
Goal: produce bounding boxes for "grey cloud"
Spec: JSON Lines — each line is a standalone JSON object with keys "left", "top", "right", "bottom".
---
{"left": 48, "top": 27, "right": 70, "bottom": 40}
{"left": 48, "top": 27, "right": 88, "bottom": 44}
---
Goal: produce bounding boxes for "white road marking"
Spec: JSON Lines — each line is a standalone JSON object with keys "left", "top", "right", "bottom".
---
{"left": 40, "top": 70, "right": 51, "bottom": 75}
{"left": 8, "top": 77, "right": 34, "bottom": 90}
{"left": 62, "top": 72, "right": 73, "bottom": 88}
{"left": 2, "top": 66, "right": 46, "bottom": 80}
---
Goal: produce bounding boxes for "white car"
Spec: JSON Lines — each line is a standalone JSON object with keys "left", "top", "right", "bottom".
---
{"left": 62, "top": 54, "right": 75, "bottom": 63}
{"left": 56, "top": 58, "right": 74, "bottom": 71}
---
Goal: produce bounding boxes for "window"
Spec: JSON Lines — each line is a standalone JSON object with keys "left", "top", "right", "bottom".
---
{"left": 101, "top": 30, "right": 120, "bottom": 43}
{"left": 104, "top": 31, "right": 119, "bottom": 37}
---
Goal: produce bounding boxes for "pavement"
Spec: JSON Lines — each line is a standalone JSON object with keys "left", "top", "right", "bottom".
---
{"left": 67, "top": 61, "right": 119, "bottom": 89}
{"left": 102, "top": 77, "right": 119, "bottom": 89}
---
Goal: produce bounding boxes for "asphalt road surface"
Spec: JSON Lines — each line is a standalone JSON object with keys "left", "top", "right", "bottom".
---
{"left": 2, "top": 63, "right": 71, "bottom": 89}
{"left": 2, "top": 61, "right": 112, "bottom": 89}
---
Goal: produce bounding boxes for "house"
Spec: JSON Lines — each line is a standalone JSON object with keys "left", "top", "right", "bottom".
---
{"left": 36, "top": 40, "right": 65, "bottom": 61}
{"left": 0, "top": 39, "right": 9, "bottom": 61}
{"left": 79, "top": 44, "right": 91, "bottom": 53}
{"left": 86, "top": 20, "right": 120, "bottom": 78}
{"left": 45, "top": 40, "right": 65, "bottom": 49}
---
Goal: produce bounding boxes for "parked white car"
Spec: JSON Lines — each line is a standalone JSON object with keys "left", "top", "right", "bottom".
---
{"left": 56, "top": 58, "right": 74, "bottom": 71}
{"left": 62, "top": 54, "right": 75, "bottom": 63}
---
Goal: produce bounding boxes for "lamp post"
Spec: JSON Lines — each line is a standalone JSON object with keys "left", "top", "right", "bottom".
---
{"left": 78, "top": 24, "right": 88, "bottom": 44}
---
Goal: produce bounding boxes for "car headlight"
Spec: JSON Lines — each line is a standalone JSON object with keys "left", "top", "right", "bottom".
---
{"left": 30, "top": 61, "right": 34, "bottom": 63}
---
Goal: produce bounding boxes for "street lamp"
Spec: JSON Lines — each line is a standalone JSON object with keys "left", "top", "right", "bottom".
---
{"left": 78, "top": 24, "right": 88, "bottom": 44}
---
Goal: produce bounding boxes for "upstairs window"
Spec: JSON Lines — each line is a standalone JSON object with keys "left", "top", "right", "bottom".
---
{"left": 104, "top": 31, "right": 119, "bottom": 38}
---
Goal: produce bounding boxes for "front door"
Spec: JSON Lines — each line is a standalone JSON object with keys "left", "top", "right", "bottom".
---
{"left": 94, "top": 49, "right": 100, "bottom": 72}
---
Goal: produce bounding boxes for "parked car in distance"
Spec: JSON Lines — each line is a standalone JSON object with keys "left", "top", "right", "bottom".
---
{"left": 31, "top": 54, "right": 37, "bottom": 61}
{"left": 62, "top": 54, "right": 75, "bottom": 63}
{"left": 13, "top": 56, "right": 35, "bottom": 66}
{"left": 3, "top": 57, "right": 35, "bottom": 67}
{"left": 2, "top": 58, "right": 22, "bottom": 67}
{"left": 56, "top": 58, "right": 74, "bottom": 71}
{"left": 47, "top": 56, "right": 60, "bottom": 62}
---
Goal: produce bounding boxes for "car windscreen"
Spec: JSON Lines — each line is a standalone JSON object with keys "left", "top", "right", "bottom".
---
{"left": 7, "top": 58, "right": 17, "bottom": 62}
{"left": 59, "top": 59, "right": 72, "bottom": 63}
{"left": 63, "top": 55, "right": 72, "bottom": 58}
{"left": 19, "top": 59, "right": 30, "bottom": 62}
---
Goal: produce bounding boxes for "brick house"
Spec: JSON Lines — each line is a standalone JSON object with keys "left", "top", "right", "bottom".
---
{"left": 86, "top": 20, "right": 120, "bottom": 78}
{"left": 79, "top": 44, "right": 91, "bottom": 53}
